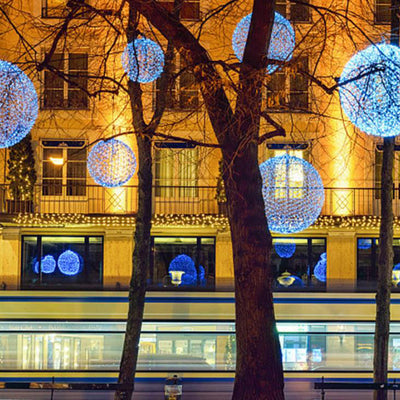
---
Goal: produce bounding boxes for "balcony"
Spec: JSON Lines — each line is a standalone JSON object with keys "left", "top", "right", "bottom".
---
{"left": 0, "top": 184, "right": 398, "bottom": 217}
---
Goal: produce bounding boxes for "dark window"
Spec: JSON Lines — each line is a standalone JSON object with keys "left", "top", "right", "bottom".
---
{"left": 276, "top": 0, "right": 311, "bottom": 23}
{"left": 42, "top": 0, "right": 90, "bottom": 19}
{"left": 158, "top": 0, "right": 200, "bottom": 20}
{"left": 43, "top": 53, "right": 88, "bottom": 109}
{"left": 272, "top": 237, "right": 326, "bottom": 291}
{"left": 42, "top": 141, "right": 86, "bottom": 197}
{"left": 375, "top": 0, "right": 391, "bottom": 24}
{"left": 266, "top": 57, "right": 309, "bottom": 111}
{"left": 21, "top": 235, "right": 103, "bottom": 290}
{"left": 155, "top": 52, "right": 199, "bottom": 110}
{"left": 357, "top": 238, "right": 400, "bottom": 291}
{"left": 150, "top": 236, "right": 215, "bottom": 290}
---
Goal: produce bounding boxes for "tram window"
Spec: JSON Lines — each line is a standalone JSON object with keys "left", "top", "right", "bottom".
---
{"left": 21, "top": 235, "right": 103, "bottom": 290}
{"left": 357, "top": 238, "right": 400, "bottom": 291}
{"left": 150, "top": 236, "right": 215, "bottom": 290}
{"left": 272, "top": 237, "right": 327, "bottom": 291}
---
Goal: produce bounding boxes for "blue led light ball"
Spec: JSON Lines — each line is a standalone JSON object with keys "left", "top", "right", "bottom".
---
{"left": 33, "top": 255, "right": 56, "bottom": 274}
{"left": 169, "top": 254, "right": 197, "bottom": 286}
{"left": 339, "top": 43, "right": 400, "bottom": 137}
{"left": 121, "top": 38, "right": 165, "bottom": 83}
{"left": 232, "top": 12, "right": 295, "bottom": 74}
{"left": 277, "top": 271, "right": 304, "bottom": 287}
{"left": 393, "top": 263, "right": 400, "bottom": 286}
{"left": 274, "top": 242, "right": 296, "bottom": 258}
{"left": 260, "top": 153, "right": 324, "bottom": 234}
{"left": 57, "top": 250, "right": 81, "bottom": 276}
{"left": 313, "top": 252, "right": 327, "bottom": 283}
{"left": 358, "top": 238, "right": 373, "bottom": 250}
{"left": 0, "top": 60, "right": 38, "bottom": 148}
{"left": 87, "top": 138, "right": 137, "bottom": 188}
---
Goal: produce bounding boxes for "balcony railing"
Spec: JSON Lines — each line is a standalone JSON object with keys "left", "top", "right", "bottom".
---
{"left": 0, "top": 184, "right": 398, "bottom": 217}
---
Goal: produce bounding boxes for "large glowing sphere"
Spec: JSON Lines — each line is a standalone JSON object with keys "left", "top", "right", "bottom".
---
{"left": 274, "top": 242, "right": 296, "bottom": 258}
{"left": 87, "top": 138, "right": 137, "bottom": 188}
{"left": 58, "top": 250, "right": 81, "bottom": 276}
{"left": 260, "top": 153, "right": 324, "bottom": 234}
{"left": 232, "top": 12, "right": 295, "bottom": 74}
{"left": 314, "top": 252, "right": 327, "bottom": 283}
{"left": 33, "top": 255, "right": 56, "bottom": 274}
{"left": 0, "top": 60, "right": 38, "bottom": 148}
{"left": 121, "top": 38, "right": 165, "bottom": 83}
{"left": 169, "top": 254, "right": 197, "bottom": 286}
{"left": 339, "top": 43, "right": 400, "bottom": 137}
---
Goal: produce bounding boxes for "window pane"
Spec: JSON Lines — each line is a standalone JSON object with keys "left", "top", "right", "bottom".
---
{"left": 375, "top": 0, "right": 391, "bottom": 23}
{"left": 21, "top": 236, "right": 103, "bottom": 290}
{"left": 291, "top": 0, "right": 310, "bottom": 22}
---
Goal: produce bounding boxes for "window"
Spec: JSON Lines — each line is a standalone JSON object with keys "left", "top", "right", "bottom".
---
{"left": 275, "top": 0, "right": 311, "bottom": 23}
{"left": 157, "top": 0, "right": 200, "bottom": 20}
{"left": 42, "top": 140, "right": 86, "bottom": 197}
{"left": 374, "top": 0, "right": 391, "bottom": 24}
{"left": 42, "top": 0, "right": 90, "bottom": 18}
{"left": 266, "top": 57, "right": 309, "bottom": 110}
{"left": 43, "top": 52, "right": 88, "bottom": 109}
{"left": 150, "top": 236, "right": 215, "bottom": 290}
{"left": 272, "top": 237, "right": 326, "bottom": 291}
{"left": 21, "top": 235, "right": 103, "bottom": 290}
{"left": 154, "top": 143, "right": 198, "bottom": 198}
{"left": 155, "top": 52, "right": 199, "bottom": 110}
{"left": 357, "top": 238, "right": 400, "bottom": 291}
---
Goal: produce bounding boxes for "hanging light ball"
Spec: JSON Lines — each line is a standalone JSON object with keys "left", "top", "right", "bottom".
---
{"left": 358, "top": 238, "right": 373, "bottom": 250}
{"left": 169, "top": 254, "right": 197, "bottom": 286}
{"left": 121, "top": 38, "right": 165, "bottom": 83}
{"left": 393, "top": 263, "right": 400, "bottom": 287}
{"left": 277, "top": 271, "right": 304, "bottom": 287}
{"left": 339, "top": 43, "right": 400, "bottom": 137}
{"left": 274, "top": 242, "right": 296, "bottom": 258}
{"left": 87, "top": 138, "right": 137, "bottom": 188}
{"left": 33, "top": 255, "right": 56, "bottom": 274}
{"left": 260, "top": 153, "right": 324, "bottom": 234}
{"left": 313, "top": 252, "right": 327, "bottom": 283}
{"left": 0, "top": 60, "right": 38, "bottom": 148}
{"left": 232, "top": 12, "right": 295, "bottom": 74}
{"left": 58, "top": 250, "right": 81, "bottom": 276}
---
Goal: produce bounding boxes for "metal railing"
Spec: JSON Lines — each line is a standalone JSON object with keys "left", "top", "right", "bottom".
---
{"left": 0, "top": 184, "right": 399, "bottom": 216}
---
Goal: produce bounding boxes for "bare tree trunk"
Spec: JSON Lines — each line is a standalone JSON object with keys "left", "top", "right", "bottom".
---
{"left": 114, "top": 132, "right": 152, "bottom": 400}
{"left": 373, "top": 1, "right": 399, "bottom": 398}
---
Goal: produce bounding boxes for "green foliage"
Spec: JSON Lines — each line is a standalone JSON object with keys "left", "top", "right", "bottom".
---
{"left": 7, "top": 133, "right": 37, "bottom": 200}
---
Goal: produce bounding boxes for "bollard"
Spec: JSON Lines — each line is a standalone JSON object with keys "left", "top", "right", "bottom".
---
{"left": 164, "top": 374, "right": 182, "bottom": 400}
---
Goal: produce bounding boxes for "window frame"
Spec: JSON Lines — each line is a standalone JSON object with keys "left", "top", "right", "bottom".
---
{"left": 374, "top": 0, "right": 391, "bottom": 24}
{"left": 42, "top": 52, "right": 89, "bottom": 110}
{"left": 157, "top": 0, "right": 201, "bottom": 21}
{"left": 275, "top": 0, "right": 311, "bottom": 23}
{"left": 41, "top": 0, "right": 91, "bottom": 19}
{"left": 41, "top": 140, "right": 87, "bottom": 198}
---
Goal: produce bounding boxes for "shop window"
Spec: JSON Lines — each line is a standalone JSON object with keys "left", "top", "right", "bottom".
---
{"left": 155, "top": 52, "right": 199, "bottom": 110}
{"left": 357, "top": 237, "right": 400, "bottom": 291}
{"left": 158, "top": 0, "right": 200, "bottom": 20}
{"left": 43, "top": 52, "right": 88, "bottom": 109}
{"left": 266, "top": 57, "right": 309, "bottom": 110}
{"left": 154, "top": 143, "right": 198, "bottom": 197}
{"left": 42, "top": 0, "right": 90, "bottom": 18}
{"left": 272, "top": 237, "right": 326, "bottom": 291}
{"left": 42, "top": 140, "right": 86, "bottom": 197}
{"left": 150, "top": 236, "right": 215, "bottom": 289}
{"left": 21, "top": 235, "right": 103, "bottom": 290}
{"left": 275, "top": 0, "right": 311, "bottom": 23}
{"left": 374, "top": 0, "right": 391, "bottom": 24}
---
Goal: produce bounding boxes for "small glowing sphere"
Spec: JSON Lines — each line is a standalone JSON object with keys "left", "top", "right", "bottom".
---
{"left": 313, "top": 252, "right": 327, "bottom": 283}
{"left": 0, "top": 60, "right": 38, "bottom": 148}
{"left": 274, "top": 242, "right": 296, "bottom": 258}
{"left": 58, "top": 250, "right": 81, "bottom": 276}
{"left": 33, "top": 255, "right": 56, "bottom": 274}
{"left": 393, "top": 263, "right": 400, "bottom": 286}
{"left": 169, "top": 254, "right": 197, "bottom": 286}
{"left": 259, "top": 153, "right": 324, "bottom": 234}
{"left": 121, "top": 38, "right": 165, "bottom": 83}
{"left": 358, "top": 238, "right": 373, "bottom": 250}
{"left": 339, "top": 43, "right": 400, "bottom": 137}
{"left": 87, "top": 139, "right": 137, "bottom": 188}
{"left": 277, "top": 271, "right": 303, "bottom": 287}
{"left": 232, "top": 12, "right": 295, "bottom": 74}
